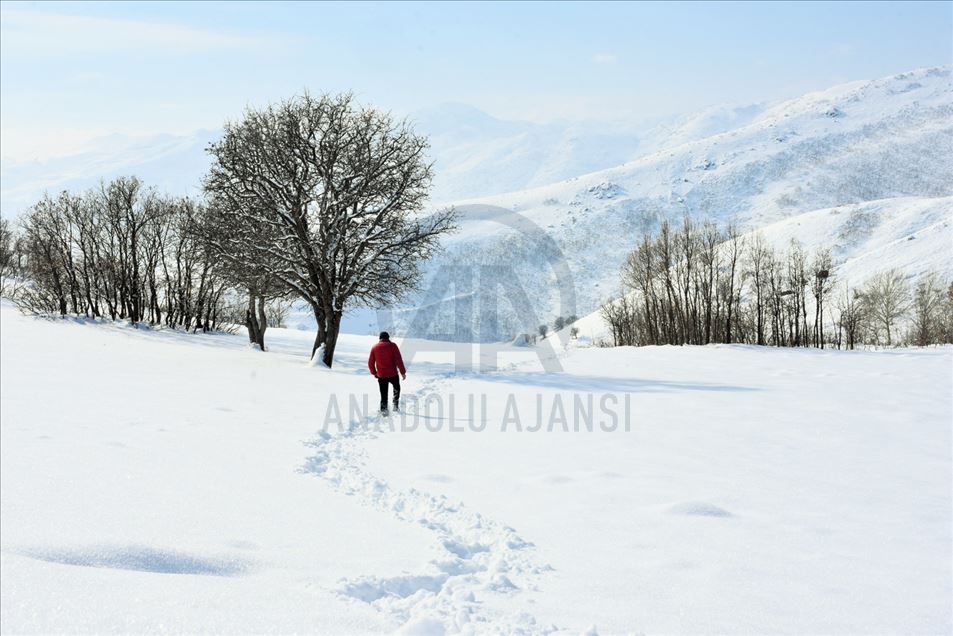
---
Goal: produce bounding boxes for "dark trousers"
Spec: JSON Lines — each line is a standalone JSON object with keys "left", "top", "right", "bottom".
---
{"left": 377, "top": 375, "right": 400, "bottom": 410}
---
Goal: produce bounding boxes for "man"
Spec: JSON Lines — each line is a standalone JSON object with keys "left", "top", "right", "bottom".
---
{"left": 368, "top": 331, "right": 406, "bottom": 415}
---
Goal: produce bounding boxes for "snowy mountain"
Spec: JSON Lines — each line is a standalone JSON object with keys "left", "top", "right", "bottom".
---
{"left": 0, "top": 106, "right": 645, "bottom": 216}
{"left": 0, "top": 130, "right": 218, "bottom": 216}
{"left": 0, "top": 102, "right": 764, "bottom": 217}
{"left": 387, "top": 67, "right": 953, "bottom": 341}
{"left": 416, "top": 103, "right": 650, "bottom": 203}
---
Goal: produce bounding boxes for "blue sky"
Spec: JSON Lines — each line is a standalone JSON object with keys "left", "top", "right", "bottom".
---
{"left": 1, "top": 1, "right": 951, "bottom": 160}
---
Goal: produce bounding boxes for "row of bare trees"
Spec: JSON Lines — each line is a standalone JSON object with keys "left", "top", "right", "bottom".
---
{"left": 6, "top": 178, "right": 232, "bottom": 333}
{"left": 601, "top": 218, "right": 952, "bottom": 349}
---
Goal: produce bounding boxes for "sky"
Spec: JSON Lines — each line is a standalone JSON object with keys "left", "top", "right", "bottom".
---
{"left": 1, "top": 0, "right": 951, "bottom": 161}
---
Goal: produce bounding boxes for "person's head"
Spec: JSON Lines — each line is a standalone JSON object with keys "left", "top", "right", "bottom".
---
{"left": 379, "top": 331, "right": 390, "bottom": 341}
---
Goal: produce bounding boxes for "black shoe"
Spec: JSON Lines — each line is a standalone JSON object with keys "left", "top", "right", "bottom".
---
{"left": 392, "top": 401, "right": 400, "bottom": 413}
{"left": 379, "top": 407, "right": 389, "bottom": 416}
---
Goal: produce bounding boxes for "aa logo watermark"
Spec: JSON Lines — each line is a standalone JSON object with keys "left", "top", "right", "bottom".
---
{"left": 376, "top": 204, "right": 577, "bottom": 374}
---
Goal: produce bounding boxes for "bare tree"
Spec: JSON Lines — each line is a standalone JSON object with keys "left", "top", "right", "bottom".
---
{"left": 911, "top": 273, "right": 947, "bottom": 346}
{"left": 745, "top": 233, "right": 771, "bottom": 346}
{"left": 834, "top": 284, "right": 866, "bottom": 350}
{"left": 600, "top": 295, "right": 639, "bottom": 346}
{"left": 200, "top": 199, "right": 290, "bottom": 350}
{"left": 0, "top": 218, "right": 23, "bottom": 298}
{"left": 859, "top": 269, "right": 909, "bottom": 346}
{"left": 17, "top": 193, "right": 77, "bottom": 315}
{"left": 786, "top": 239, "right": 809, "bottom": 346}
{"left": 205, "top": 92, "right": 456, "bottom": 366}
{"left": 810, "top": 248, "right": 834, "bottom": 348}
{"left": 721, "top": 222, "right": 743, "bottom": 343}
{"left": 942, "top": 282, "right": 953, "bottom": 344}
{"left": 698, "top": 220, "right": 720, "bottom": 344}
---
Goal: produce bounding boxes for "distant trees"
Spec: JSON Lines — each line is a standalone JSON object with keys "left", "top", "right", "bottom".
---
{"left": 204, "top": 92, "right": 455, "bottom": 367}
{"left": 910, "top": 273, "right": 947, "bottom": 347}
{"left": 600, "top": 294, "right": 638, "bottom": 347}
{"left": 550, "top": 314, "right": 578, "bottom": 334}
{"left": 810, "top": 248, "right": 834, "bottom": 348}
{"left": 859, "top": 269, "right": 909, "bottom": 346}
{"left": 910, "top": 274, "right": 953, "bottom": 346}
{"left": 0, "top": 217, "right": 23, "bottom": 298}
{"left": 602, "top": 216, "right": 951, "bottom": 349}
{"left": 834, "top": 285, "right": 864, "bottom": 350}
{"left": 11, "top": 179, "right": 230, "bottom": 332}
{"left": 611, "top": 218, "right": 799, "bottom": 347}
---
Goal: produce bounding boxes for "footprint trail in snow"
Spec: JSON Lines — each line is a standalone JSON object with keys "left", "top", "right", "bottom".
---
{"left": 300, "top": 376, "right": 557, "bottom": 634}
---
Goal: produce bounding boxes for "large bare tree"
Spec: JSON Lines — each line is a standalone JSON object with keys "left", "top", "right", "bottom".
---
{"left": 204, "top": 92, "right": 456, "bottom": 366}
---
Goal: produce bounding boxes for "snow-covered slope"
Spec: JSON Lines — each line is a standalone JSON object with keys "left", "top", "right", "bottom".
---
{"left": 411, "top": 103, "right": 647, "bottom": 204}
{"left": 0, "top": 102, "right": 766, "bottom": 217}
{"left": 2, "top": 302, "right": 950, "bottom": 633}
{"left": 418, "top": 102, "right": 777, "bottom": 204}
{"left": 392, "top": 67, "right": 953, "bottom": 341}
{"left": 0, "top": 106, "right": 642, "bottom": 217}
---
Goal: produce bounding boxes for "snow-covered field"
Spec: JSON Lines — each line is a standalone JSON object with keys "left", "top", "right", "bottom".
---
{"left": 2, "top": 302, "right": 950, "bottom": 634}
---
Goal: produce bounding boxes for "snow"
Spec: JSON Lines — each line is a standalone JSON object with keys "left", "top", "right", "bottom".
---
{"left": 2, "top": 302, "right": 950, "bottom": 633}
{"left": 2, "top": 64, "right": 952, "bottom": 634}
{"left": 359, "top": 344, "right": 953, "bottom": 633}
{"left": 0, "top": 305, "right": 434, "bottom": 633}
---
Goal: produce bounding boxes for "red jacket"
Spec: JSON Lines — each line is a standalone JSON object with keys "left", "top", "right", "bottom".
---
{"left": 368, "top": 340, "right": 405, "bottom": 378}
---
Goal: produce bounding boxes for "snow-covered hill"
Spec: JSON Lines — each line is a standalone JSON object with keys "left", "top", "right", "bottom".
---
{"left": 0, "top": 106, "right": 640, "bottom": 216}
{"left": 2, "top": 302, "right": 950, "bottom": 633}
{"left": 410, "top": 103, "right": 644, "bottom": 204}
{"left": 0, "top": 101, "right": 766, "bottom": 217}
{"left": 390, "top": 67, "right": 953, "bottom": 341}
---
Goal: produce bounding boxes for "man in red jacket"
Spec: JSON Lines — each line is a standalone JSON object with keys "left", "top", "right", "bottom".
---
{"left": 368, "top": 331, "right": 406, "bottom": 414}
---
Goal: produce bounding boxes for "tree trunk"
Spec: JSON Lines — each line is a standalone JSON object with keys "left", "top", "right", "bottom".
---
{"left": 245, "top": 291, "right": 264, "bottom": 350}
{"left": 322, "top": 310, "right": 343, "bottom": 368}
{"left": 256, "top": 294, "right": 268, "bottom": 350}
{"left": 311, "top": 303, "right": 326, "bottom": 359}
